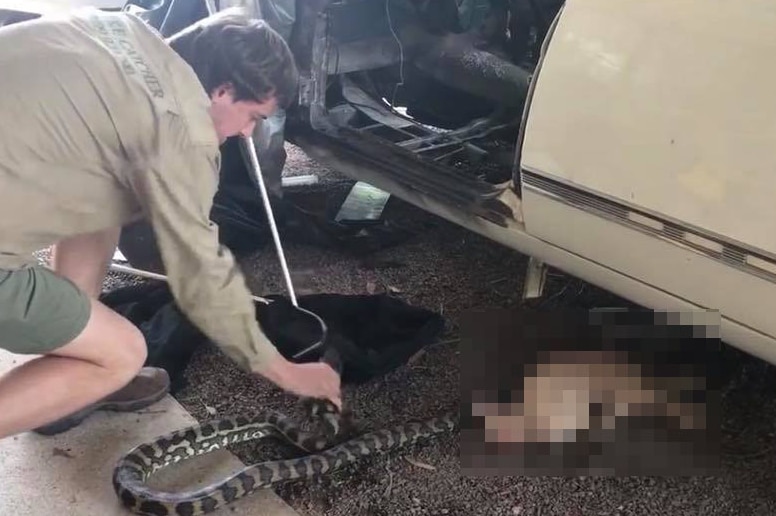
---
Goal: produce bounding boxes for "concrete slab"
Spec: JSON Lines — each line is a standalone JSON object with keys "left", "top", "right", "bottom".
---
{"left": 0, "top": 350, "right": 301, "bottom": 516}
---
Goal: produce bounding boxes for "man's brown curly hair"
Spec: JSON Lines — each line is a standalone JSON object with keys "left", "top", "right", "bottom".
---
{"left": 166, "top": 8, "right": 298, "bottom": 108}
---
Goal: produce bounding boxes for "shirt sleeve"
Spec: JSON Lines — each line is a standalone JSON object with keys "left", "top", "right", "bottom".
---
{"left": 126, "top": 125, "right": 283, "bottom": 374}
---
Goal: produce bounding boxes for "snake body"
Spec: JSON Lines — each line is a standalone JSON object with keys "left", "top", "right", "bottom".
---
{"left": 113, "top": 409, "right": 457, "bottom": 515}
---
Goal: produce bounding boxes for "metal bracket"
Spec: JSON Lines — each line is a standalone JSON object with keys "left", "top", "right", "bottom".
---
{"left": 522, "top": 256, "right": 547, "bottom": 300}
{"left": 298, "top": 75, "right": 315, "bottom": 107}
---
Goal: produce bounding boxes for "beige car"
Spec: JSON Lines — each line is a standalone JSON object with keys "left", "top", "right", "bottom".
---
{"left": 294, "top": 0, "right": 776, "bottom": 366}
{"left": 515, "top": 0, "right": 776, "bottom": 365}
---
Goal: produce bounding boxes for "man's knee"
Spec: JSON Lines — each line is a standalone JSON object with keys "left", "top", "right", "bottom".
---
{"left": 89, "top": 301, "right": 147, "bottom": 376}
{"left": 113, "top": 322, "right": 147, "bottom": 376}
{"left": 52, "top": 299, "right": 147, "bottom": 378}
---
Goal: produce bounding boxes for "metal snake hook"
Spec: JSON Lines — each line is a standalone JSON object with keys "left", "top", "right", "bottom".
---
{"left": 243, "top": 135, "right": 327, "bottom": 360}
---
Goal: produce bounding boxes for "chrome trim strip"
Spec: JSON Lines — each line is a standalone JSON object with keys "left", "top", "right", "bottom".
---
{"left": 522, "top": 169, "right": 776, "bottom": 284}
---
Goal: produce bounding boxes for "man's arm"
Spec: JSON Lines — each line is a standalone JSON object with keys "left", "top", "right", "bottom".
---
{"left": 126, "top": 127, "right": 340, "bottom": 407}
{"left": 131, "top": 141, "right": 282, "bottom": 372}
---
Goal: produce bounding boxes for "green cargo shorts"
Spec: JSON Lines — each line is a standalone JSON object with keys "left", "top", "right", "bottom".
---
{"left": 0, "top": 266, "right": 91, "bottom": 355}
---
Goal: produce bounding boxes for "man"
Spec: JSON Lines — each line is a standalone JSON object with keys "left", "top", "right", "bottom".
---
{"left": 0, "top": 6, "right": 341, "bottom": 440}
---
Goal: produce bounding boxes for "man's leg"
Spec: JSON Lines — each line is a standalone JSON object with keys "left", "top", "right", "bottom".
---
{"left": 51, "top": 227, "right": 120, "bottom": 298}
{"left": 0, "top": 296, "right": 147, "bottom": 439}
{"left": 0, "top": 228, "right": 165, "bottom": 440}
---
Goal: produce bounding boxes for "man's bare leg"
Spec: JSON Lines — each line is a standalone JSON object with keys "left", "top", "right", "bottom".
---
{"left": 0, "top": 298, "right": 147, "bottom": 439}
{"left": 0, "top": 227, "right": 148, "bottom": 440}
{"left": 51, "top": 227, "right": 120, "bottom": 298}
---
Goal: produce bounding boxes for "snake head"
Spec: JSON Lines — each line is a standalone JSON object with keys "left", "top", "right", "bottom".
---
{"left": 301, "top": 397, "right": 361, "bottom": 441}
{"left": 302, "top": 397, "right": 340, "bottom": 418}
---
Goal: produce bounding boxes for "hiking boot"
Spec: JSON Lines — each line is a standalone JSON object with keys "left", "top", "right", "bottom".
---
{"left": 33, "top": 367, "right": 170, "bottom": 436}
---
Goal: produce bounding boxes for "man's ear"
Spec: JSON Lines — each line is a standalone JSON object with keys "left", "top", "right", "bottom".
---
{"left": 210, "top": 83, "right": 234, "bottom": 101}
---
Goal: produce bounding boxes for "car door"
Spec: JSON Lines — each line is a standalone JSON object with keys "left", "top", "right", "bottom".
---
{"left": 518, "top": 0, "right": 776, "bottom": 354}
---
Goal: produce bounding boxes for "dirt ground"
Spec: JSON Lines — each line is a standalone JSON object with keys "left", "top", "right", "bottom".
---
{"left": 107, "top": 145, "right": 776, "bottom": 516}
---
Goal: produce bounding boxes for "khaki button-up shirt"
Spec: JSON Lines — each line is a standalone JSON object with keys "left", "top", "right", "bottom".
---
{"left": 0, "top": 8, "right": 282, "bottom": 372}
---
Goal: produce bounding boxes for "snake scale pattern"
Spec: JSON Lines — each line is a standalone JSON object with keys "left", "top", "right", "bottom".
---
{"left": 112, "top": 409, "right": 458, "bottom": 515}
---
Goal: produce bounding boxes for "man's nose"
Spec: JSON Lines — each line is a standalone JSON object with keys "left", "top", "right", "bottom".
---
{"left": 240, "top": 121, "right": 257, "bottom": 138}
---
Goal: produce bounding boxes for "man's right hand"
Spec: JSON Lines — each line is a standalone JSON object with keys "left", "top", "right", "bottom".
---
{"left": 259, "top": 356, "right": 342, "bottom": 411}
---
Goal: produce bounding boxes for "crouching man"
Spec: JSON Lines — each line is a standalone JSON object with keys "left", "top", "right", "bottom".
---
{"left": 0, "top": 7, "right": 340, "bottom": 439}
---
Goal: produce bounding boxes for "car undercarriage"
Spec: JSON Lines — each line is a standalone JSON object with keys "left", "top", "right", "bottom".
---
{"left": 283, "top": 0, "right": 564, "bottom": 227}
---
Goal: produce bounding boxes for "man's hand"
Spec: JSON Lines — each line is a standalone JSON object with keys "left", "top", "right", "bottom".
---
{"left": 259, "top": 356, "right": 342, "bottom": 411}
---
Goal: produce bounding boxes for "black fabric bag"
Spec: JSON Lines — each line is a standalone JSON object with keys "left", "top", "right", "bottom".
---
{"left": 99, "top": 283, "right": 445, "bottom": 393}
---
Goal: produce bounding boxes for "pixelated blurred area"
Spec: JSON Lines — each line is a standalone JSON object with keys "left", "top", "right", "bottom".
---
{"left": 459, "top": 307, "right": 721, "bottom": 477}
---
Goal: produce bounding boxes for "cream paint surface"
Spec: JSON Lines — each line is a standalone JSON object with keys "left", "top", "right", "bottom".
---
{"left": 0, "top": 349, "right": 300, "bottom": 516}
{"left": 521, "top": 0, "right": 776, "bottom": 255}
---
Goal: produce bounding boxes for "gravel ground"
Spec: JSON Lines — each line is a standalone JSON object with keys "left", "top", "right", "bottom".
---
{"left": 97, "top": 144, "right": 776, "bottom": 516}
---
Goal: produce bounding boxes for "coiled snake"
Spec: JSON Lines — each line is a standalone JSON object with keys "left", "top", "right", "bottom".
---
{"left": 112, "top": 404, "right": 458, "bottom": 515}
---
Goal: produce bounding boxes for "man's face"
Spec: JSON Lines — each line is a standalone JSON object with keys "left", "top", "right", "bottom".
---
{"left": 208, "top": 84, "right": 278, "bottom": 143}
